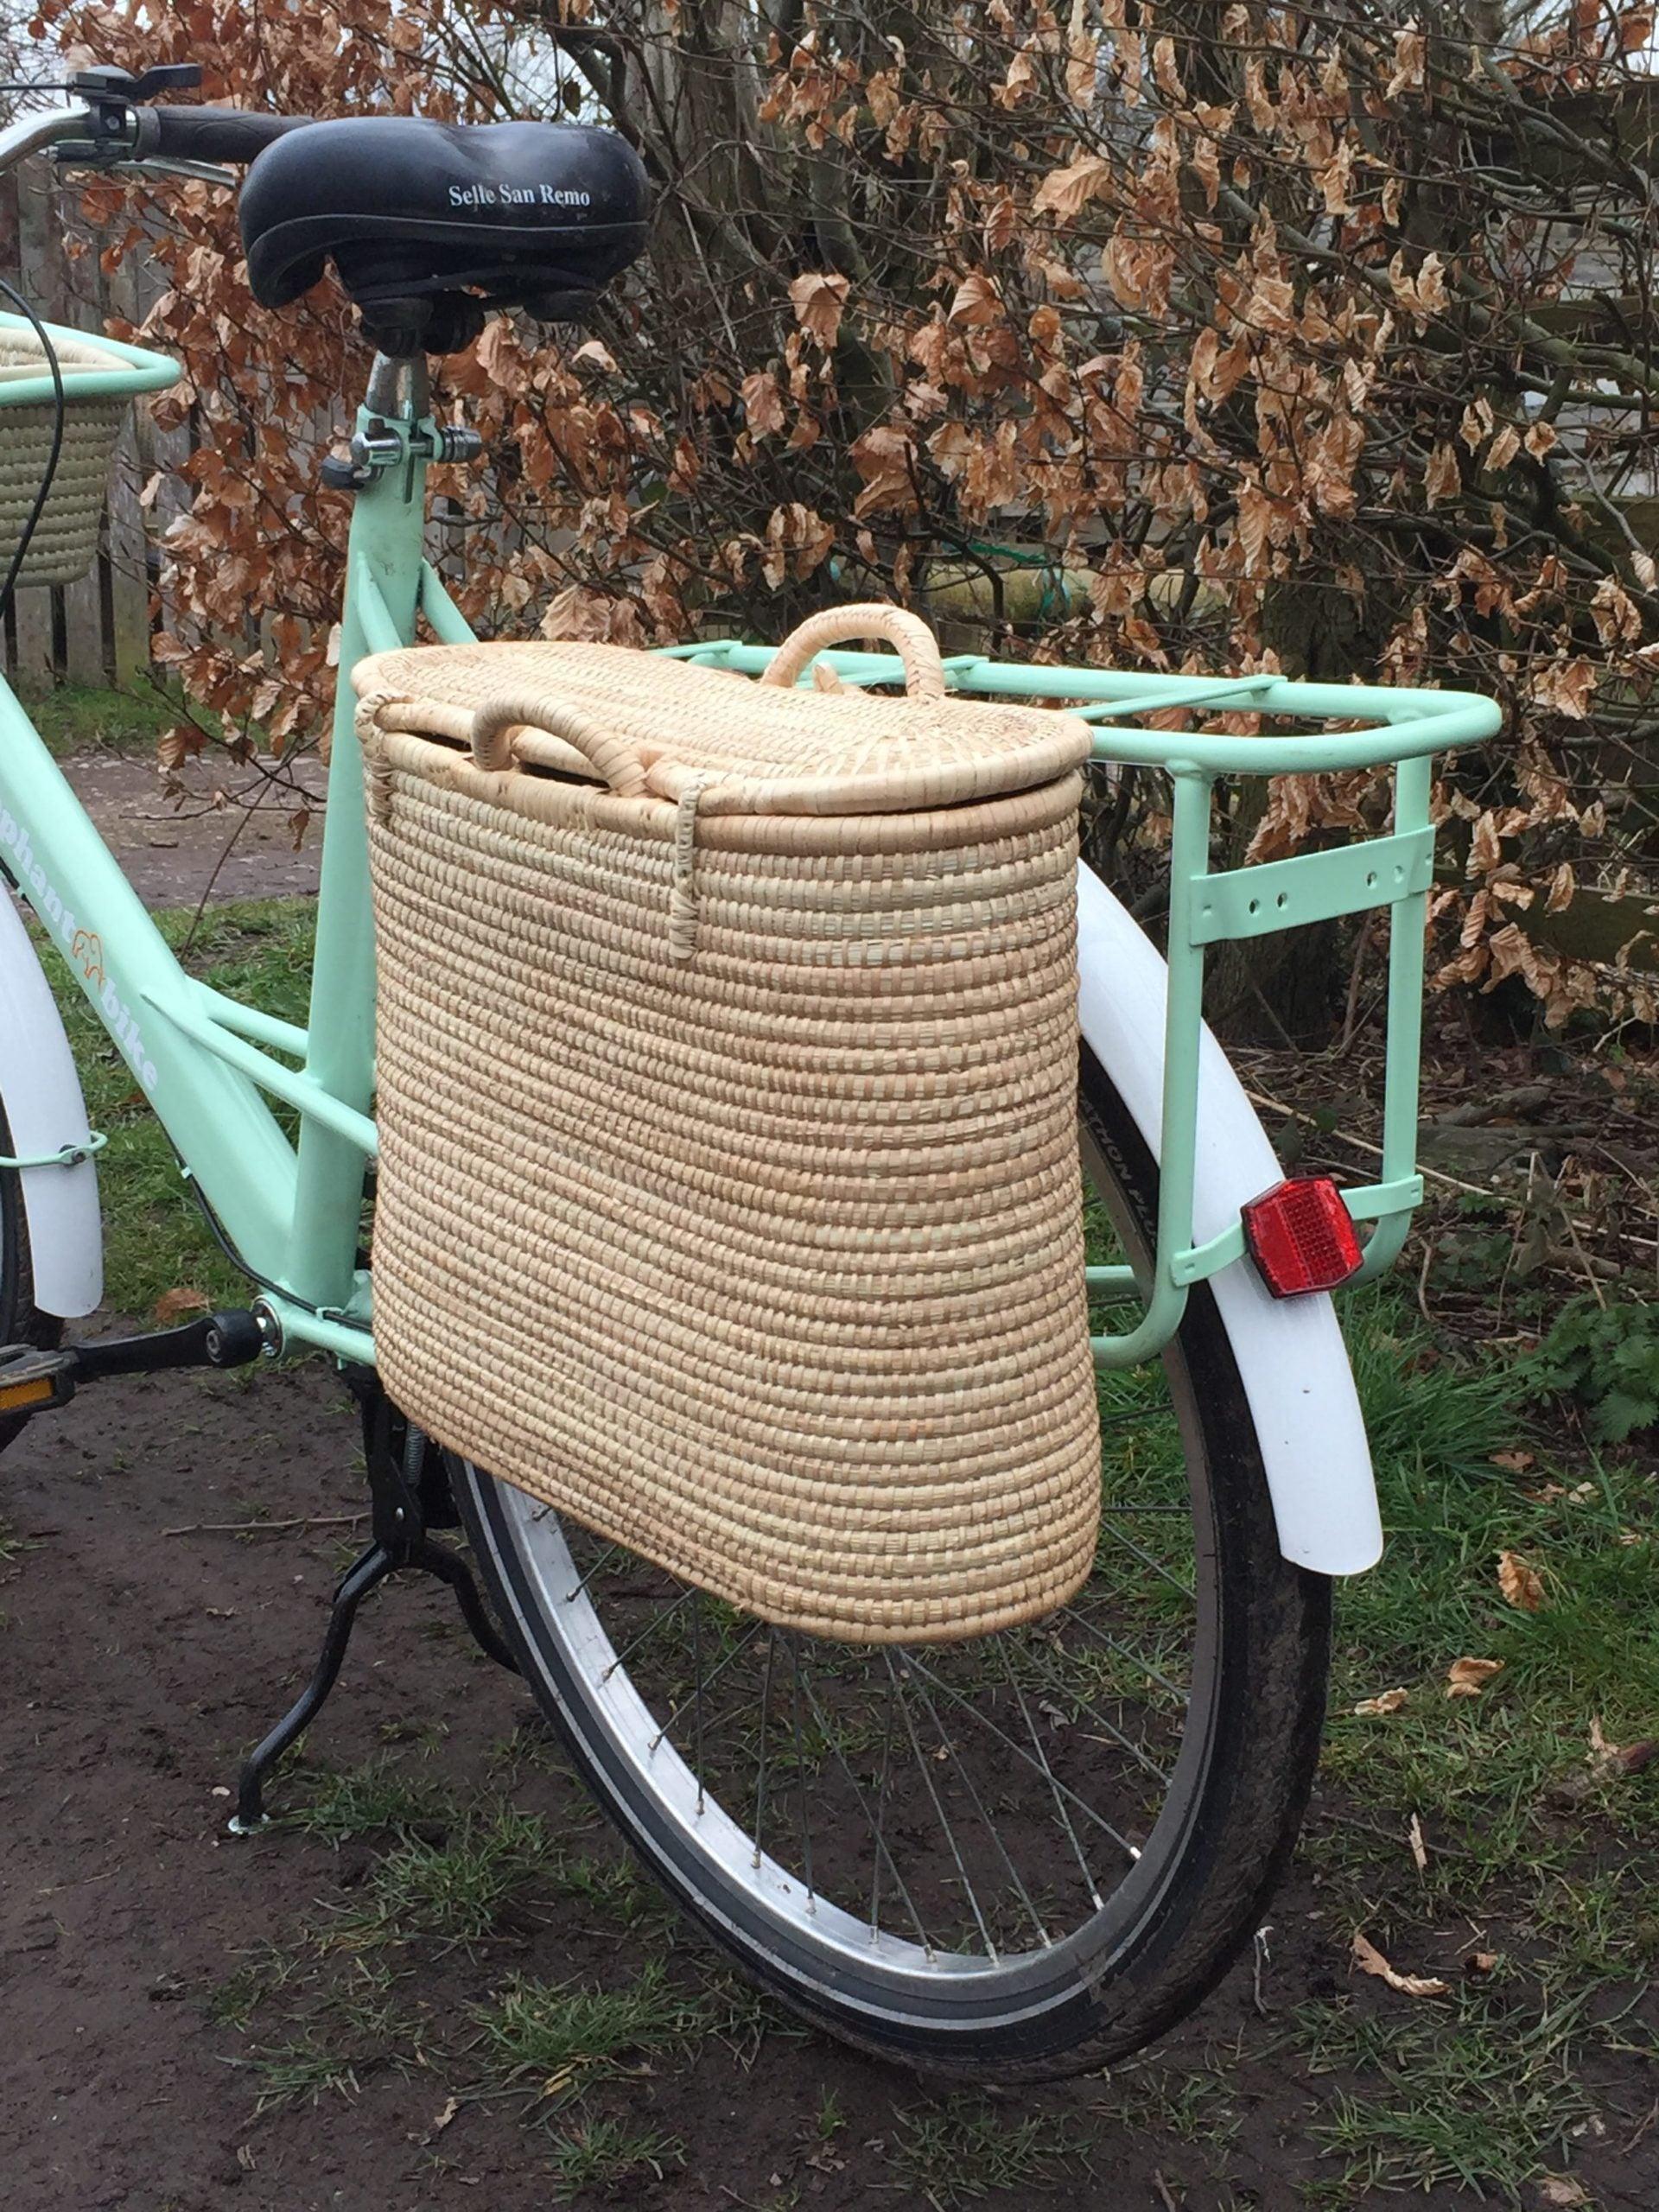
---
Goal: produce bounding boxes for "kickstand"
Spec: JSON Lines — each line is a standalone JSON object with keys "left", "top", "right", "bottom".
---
{"left": 231, "top": 1382, "right": 518, "bottom": 1834}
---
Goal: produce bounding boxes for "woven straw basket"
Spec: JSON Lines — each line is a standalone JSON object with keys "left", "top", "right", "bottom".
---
{"left": 0, "top": 327, "right": 132, "bottom": 588}
{"left": 353, "top": 605, "right": 1102, "bottom": 1643}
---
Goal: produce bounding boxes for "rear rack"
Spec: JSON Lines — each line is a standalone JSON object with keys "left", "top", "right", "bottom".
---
{"left": 663, "top": 641, "right": 1503, "bottom": 1368}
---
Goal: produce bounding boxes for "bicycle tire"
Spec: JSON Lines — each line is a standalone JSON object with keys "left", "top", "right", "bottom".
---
{"left": 451, "top": 1039, "right": 1332, "bottom": 2077}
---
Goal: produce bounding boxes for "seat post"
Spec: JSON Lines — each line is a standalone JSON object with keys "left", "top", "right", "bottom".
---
{"left": 364, "top": 352, "right": 429, "bottom": 423}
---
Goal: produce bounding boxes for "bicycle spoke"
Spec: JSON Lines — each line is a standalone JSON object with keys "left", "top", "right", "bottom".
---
{"left": 1058, "top": 1605, "right": 1190, "bottom": 1706}
{"left": 868, "top": 1660, "right": 899, "bottom": 1942}
{"left": 1097, "top": 1517, "right": 1196, "bottom": 1603}
{"left": 647, "top": 1617, "right": 764, "bottom": 1750}
{"left": 562, "top": 1538, "right": 621, "bottom": 1601}
{"left": 998, "top": 1643, "right": 1103, "bottom": 1910}
{"left": 790, "top": 1638, "right": 816, "bottom": 1910}
{"left": 888, "top": 1651, "right": 998, "bottom": 1961}
{"left": 690, "top": 1594, "right": 706, "bottom": 1815}
{"left": 601, "top": 1579, "right": 699, "bottom": 1680}
{"left": 895, "top": 1651, "right": 1140, "bottom": 1858}
{"left": 901, "top": 1653, "right": 1051, "bottom": 1949}
{"left": 796, "top": 1664, "right": 935, "bottom": 1958}
{"left": 752, "top": 1630, "right": 776, "bottom": 1871}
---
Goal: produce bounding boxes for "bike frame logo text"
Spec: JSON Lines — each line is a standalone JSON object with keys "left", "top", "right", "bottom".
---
{"left": 0, "top": 802, "right": 158, "bottom": 1091}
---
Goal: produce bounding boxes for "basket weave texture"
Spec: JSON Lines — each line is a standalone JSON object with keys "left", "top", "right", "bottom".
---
{"left": 354, "top": 606, "right": 1102, "bottom": 1643}
{"left": 0, "top": 328, "right": 130, "bottom": 588}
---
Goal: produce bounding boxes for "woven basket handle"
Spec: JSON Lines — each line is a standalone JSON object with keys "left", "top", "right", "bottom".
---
{"left": 759, "top": 604, "right": 947, "bottom": 700}
{"left": 470, "top": 693, "right": 650, "bottom": 795}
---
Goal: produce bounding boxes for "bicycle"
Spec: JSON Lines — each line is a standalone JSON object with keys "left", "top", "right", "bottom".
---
{"left": 0, "top": 66, "right": 1502, "bottom": 2080}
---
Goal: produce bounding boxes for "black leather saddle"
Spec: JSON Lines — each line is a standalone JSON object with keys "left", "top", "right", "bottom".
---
{"left": 238, "top": 118, "right": 649, "bottom": 353}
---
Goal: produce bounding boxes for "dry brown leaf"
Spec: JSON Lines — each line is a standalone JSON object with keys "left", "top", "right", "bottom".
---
{"left": 1354, "top": 1688, "right": 1410, "bottom": 1717}
{"left": 1489, "top": 1449, "right": 1535, "bottom": 1473}
{"left": 1497, "top": 1549, "right": 1547, "bottom": 1611}
{"left": 432, "top": 2095, "right": 461, "bottom": 2133}
{"left": 1588, "top": 1716, "right": 1658, "bottom": 1780}
{"left": 787, "top": 270, "right": 850, "bottom": 350}
{"left": 1536, "top": 2179, "right": 1589, "bottom": 2208}
{"left": 1351, "top": 1929, "right": 1449, "bottom": 1999}
{"left": 1446, "top": 1656, "right": 1505, "bottom": 1700}
{"left": 153, "top": 1287, "right": 210, "bottom": 1325}
{"left": 1465, "top": 1949, "right": 1500, "bottom": 1974}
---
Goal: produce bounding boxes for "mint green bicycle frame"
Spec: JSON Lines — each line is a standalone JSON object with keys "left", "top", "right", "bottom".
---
{"left": 0, "top": 315, "right": 1503, "bottom": 1376}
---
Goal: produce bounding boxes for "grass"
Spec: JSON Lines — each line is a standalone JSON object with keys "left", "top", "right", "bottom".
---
{"left": 888, "top": 2100, "right": 1090, "bottom": 2209}
{"left": 469, "top": 1959, "right": 711, "bottom": 2101}
{"left": 15, "top": 678, "right": 183, "bottom": 760}
{"left": 1281, "top": 1287, "right": 1659, "bottom": 2206}
{"left": 241, "top": 1959, "right": 422, "bottom": 2113}
{"left": 329, "top": 1802, "right": 551, "bottom": 1951}
{"left": 1299, "top": 1989, "right": 1608, "bottom": 2199}
{"left": 544, "top": 2116, "right": 685, "bottom": 2189}
{"left": 283, "top": 1753, "right": 456, "bottom": 1847}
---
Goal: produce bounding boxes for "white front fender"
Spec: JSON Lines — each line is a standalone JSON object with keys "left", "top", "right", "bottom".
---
{"left": 1076, "top": 862, "right": 1382, "bottom": 1575}
{"left": 0, "top": 888, "right": 103, "bottom": 1318}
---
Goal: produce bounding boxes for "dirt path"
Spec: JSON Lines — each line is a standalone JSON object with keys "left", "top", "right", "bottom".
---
{"left": 60, "top": 752, "right": 327, "bottom": 908}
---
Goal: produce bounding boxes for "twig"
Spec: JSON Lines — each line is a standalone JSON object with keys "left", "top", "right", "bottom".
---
{"left": 160, "top": 1513, "right": 367, "bottom": 1537}
{"left": 1337, "top": 914, "right": 1373, "bottom": 1057}
{"left": 1415, "top": 1237, "right": 1435, "bottom": 1332}
{"left": 1245, "top": 1083, "right": 1659, "bottom": 1249}
{"left": 1152, "top": 2172, "right": 1183, "bottom": 2212}
{"left": 1309, "top": 1804, "right": 1478, "bottom": 1862}
{"left": 1561, "top": 1205, "right": 1611, "bottom": 1310}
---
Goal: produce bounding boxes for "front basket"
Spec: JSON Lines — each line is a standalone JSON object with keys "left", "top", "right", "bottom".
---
{"left": 0, "top": 312, "right": 179, "bottom": 589}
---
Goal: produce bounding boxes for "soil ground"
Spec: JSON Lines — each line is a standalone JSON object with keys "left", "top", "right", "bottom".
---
{"left": 60, "top": 751, "right": 327, "bottom": 908}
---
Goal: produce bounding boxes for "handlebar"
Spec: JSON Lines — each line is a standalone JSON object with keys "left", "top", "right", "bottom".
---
{"left": 133, "top": 106, "right": 312, "bottom": 164}
{"left": 0, "top": 99, "right": 311, "bottom": 188}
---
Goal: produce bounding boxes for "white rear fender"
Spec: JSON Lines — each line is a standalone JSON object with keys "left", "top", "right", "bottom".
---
{"left": 0, "top": 888, "right": 103, "bottom": 1318}
{"left": 1076, "top": 862, "right": 1382, "bottom": 1575}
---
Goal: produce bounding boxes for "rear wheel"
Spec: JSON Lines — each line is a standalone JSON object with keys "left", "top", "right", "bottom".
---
{"left": 452, "top": 1044, "right": 1332, "bottom": 2077}
{"left": 0, "top": 1103, "right": 64, "bottom": 1457}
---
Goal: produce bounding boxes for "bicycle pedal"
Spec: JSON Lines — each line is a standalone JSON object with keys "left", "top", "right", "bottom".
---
{"left": 0, "top": 1346, "right": 78, "bottom": 1415}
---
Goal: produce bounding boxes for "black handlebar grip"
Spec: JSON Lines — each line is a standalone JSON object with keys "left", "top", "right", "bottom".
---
{"left": 134, "top": 106, "right": 314, "bottom": 164}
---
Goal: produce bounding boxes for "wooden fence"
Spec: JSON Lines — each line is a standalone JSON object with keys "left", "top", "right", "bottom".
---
{"left": 1, "top": 162, "right": 168, "bottom": 691}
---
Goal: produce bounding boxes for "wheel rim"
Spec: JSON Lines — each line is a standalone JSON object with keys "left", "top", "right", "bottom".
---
{"left": 461, "top": 1107, "right": 1228, "bottom": 2022}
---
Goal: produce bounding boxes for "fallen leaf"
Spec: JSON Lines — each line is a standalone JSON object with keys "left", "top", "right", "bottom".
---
{"left": 1351, "top": 1930, "right": 1449, "bottom": 1999}
{"left": 1408, "top": 1813, "right": 1428, "bottom": 1872}
{"left": 1490, "top": 1449, "right": 1535, "bottom": 1472}
{"left": 1465, "top": 1949, "right": 1500, "bottom": 1974}
{"left": 153, "top": 1286, "right": 210, "bottom": 1325}
{"left": 1588, "top": 1715, "right": 1657, "bottom": 1780}
{"left": 1537, "top": 2179, "right": 1589, "bottom": 2207}
{"left": 433, "top": 2095, "right": 461, "bottom": 2133}
{"left": 1354, "top": 1688, "right": 1410, "bottom": 1716}
{"left": 1446, "top": 1656, "right": 1505, "bottom": 1700}
{"left": 1497, "top": 1549, "right": 1547, "bottom": 1611}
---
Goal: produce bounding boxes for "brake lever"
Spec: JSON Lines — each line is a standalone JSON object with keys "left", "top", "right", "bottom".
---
{"left": 87, "top": 156, "right": 238, "bottom": 187}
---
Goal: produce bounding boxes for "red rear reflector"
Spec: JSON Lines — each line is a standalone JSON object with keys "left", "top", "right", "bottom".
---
{"left": 1241, "top": 1177, "right": 1363, "bottom": 1298}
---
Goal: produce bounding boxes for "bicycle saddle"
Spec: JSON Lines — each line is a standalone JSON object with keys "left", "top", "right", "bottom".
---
{"left": 238, "top": 118, "right": 649, "bottom": 353}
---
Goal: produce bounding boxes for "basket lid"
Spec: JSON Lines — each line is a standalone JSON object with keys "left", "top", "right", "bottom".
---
{"left": 0, "top": 327, "right": 137, "bottom": 385}
{"left": 353, "top": 605, "right": 1090, "bottom": 817}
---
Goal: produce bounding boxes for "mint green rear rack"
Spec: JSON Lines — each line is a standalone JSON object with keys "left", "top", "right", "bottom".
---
{"left": 662, "top": 641, "right": 1503, "bottom": 1369}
